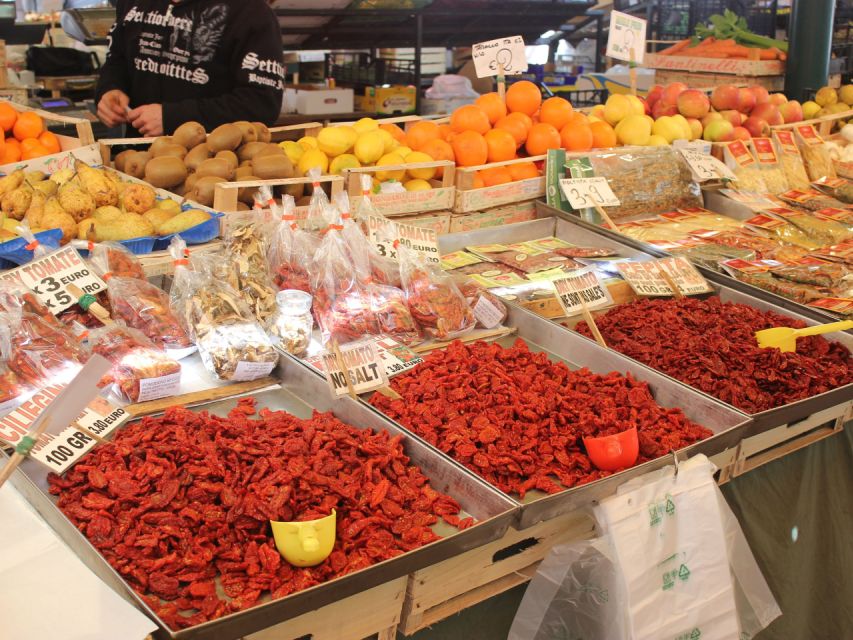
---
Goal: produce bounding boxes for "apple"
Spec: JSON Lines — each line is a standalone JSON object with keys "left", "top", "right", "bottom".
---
{"left": 742, "top": 116, "right": 770, "bottom": 138}
{"left": 730, "top": 126, "right": 752, "bottom": 141}
{"left": 677, "top": 89, "right": 711, "bottom": 118}
{"left": 686, "top": 117, "right": 703, "bottom": 140}
{"left": 711, "top": 84, "right": 740, "bottom": 111}
{"left": 652, "top": 100, "right": 678, "bottom": 118}
{"left": 750, "top": 85, "right": 771, "bottom": 105}
{"left": 646, "top": 84, "right": 664, "bottom": 109}
{"left": 779, "top": 100, "right": 804, "bottom": 124}
{"left": 752, "top": 103, "right": 783, "bottom": 126}
{"left": 662, "top": 82, "right": 688, "bottom": 106}
{"left": 769, "top": 93, "right": 788, "bottom": 107}
{"left": 701, "top": 112, "right": 723, "bottom": 128}
{"left": 738, "top": 88, "right": 756, "bottom": 114}
{"left": 719, "top": 109, "right": 742, "bottom": 127}
{"left": 703, "top": 119, "right": 734, "bottom": 142}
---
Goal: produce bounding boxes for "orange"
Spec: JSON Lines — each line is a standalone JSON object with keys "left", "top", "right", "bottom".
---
{"left": 38, "top": 130, "right": 61, "bottom": 154}
{"left": 21, "top": 142, "right": 49, "bottom": 160}
{"left": 565, "top": 111, "right": 590, "bottom": 127}
{"left": 380, "top": 123, "right": 406, "bottom": 142}
{"left": 13, "top": 112, "right": 44, "bottom": 142}
{"left": 450, "top": 104, "right": 491, "bottom": 134}
{"left": 451, "top": 130, "right": 488, "bottom": 167}
{"left": 419, "top": 138, "right": 455, "bottom": 176}
{"left": 472, "top": 173, "right": 485, "bottom": 189}
{"left": 479, "top": 166, "right": 513, "bottom": 187}
{"left": 0, "top": 104, "right": 17, "bottom": 133}
{"left": 589, "top": 121, "right": 618, "bottom": 149}
{"left": 405, "top": 120, "right": 440, "bottom": 151}
{"left": 494, "top": 114, "right": 528, "bottom": 147}
{"left": 560, "top": 123, "right": 594, "bottom": 151}
{"left": 475, "top": 92, "right": 507, "bottom": 124}
{"left": 525, "top": 122, "right": 561, "bottom": 156}
{"left": 539, "top": 97, "right": 574, "bottom": 130}
{"left": 2, "top": 138, "right": 21, "bottom": 163}
{"left": 505, "top": 80, "right": 541, "bottom": 116}
{"left": 508, "top": 162, "right": 540, "bottom": 181}
{"left": 483, "top": 128, "right": 517, "bottom": 163}
{"left": 437, "top": 123, "right": 453, "bottom": 141}
{"left": 20, "top": 138, "right": 43, "bottom": 154}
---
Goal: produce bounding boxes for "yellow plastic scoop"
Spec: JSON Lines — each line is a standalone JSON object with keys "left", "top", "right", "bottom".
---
{"left": 270, "top": 509, "right": 336, "bottom": 567}
{"left": 755, "top": 320, "right": 853, "bottom": 352}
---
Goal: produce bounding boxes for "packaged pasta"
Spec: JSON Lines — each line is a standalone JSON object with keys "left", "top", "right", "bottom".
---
{"left": 723, "top": 140, "right": 768, "bottom": 192}
{"left": 749, "top": 138, "right": 789, "bottom": 194}
{"left": 795, "top": 124, "right": 836, "bottom": 181}
{"left": 773, "top": 130, "right": 811, "bottom": 190}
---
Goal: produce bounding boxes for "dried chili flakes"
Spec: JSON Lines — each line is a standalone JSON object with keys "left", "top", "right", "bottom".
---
{"left": 48, "top": 398, "right": 466, "bottom": 630}
{"left": 370, "top": 339, "right": 710, "bottom": 497}
{"left": 575, "top": 296, "right": 853, "bottom": 413}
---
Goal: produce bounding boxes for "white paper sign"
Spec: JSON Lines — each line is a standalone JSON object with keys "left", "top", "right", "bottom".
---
{"left": 560, "top": 177, "right": 621, "bottom": 209}
{"left": 473, "top": 295, "right": 505, "bottom": 329}
{"left": 472, "top": 35, "right": 528, "bottom": 77}
{"left": 368, "top": 215, "right": 440, "bottom": 264}
{"left": 617, "top": 261, "right": 673, "bottom": 296}
{"left": 657, "top": 256, "right": 713, "bottom": 295}
{"left": 136, "top": 370, "right": 182, "bottom": 402}
{"left": 231, "top": 360, "right": 277, "bottom": 382}
{"left": 552, "top": 268, "right": 613, "bottom": 316}
{"left": 0, "top": 246, "right": 107, "bottom": 314}
{"left": 322, "top": 340, "right": 389, "bottom": 396}
{"left": 307, "top": 335, "right": 422, "bottom": 379}
{"left": 606, "top": 11, "right": 647, "bottom": 64}
{"left": 678, "top": 148, "right": 737, "bottom": 182}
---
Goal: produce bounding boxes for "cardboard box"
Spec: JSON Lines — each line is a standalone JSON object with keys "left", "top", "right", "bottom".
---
{"left": 448, "top": 201, "right": 537, "bottom": 233}
{"left": 366, "top": 85, "right": 417, "bottom": 115}
{"left": 287, "top": 87, "right": 354, "bottom": 115}
{"left": 388, "top": 211, "right": 451, "bottom": 235}
{"left": 421, "top": 97, "right": 475, "bottom": 116}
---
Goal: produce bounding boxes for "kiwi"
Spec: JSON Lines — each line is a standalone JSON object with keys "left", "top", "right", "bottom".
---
{"left": 234, "top": 121, "right": 258, "bottom": 145}
{"left": 172, "top": 121, "right": 206, "bottom": 149}
{"left": 144, "top": 156, "right": 188, "bottom": 189}
{"left": 152, "top": 143, "right": 188, "bottom": 159}
{"left": 184, "top": 143, "right": 213, "bottom": 172}
{"left": 235, "top": 165, "right": 255, "bottom": 178}
{"left": 252, "top": 154, "right": 294, "bottom": 180}
{"left": 207, "top": 124, "right": 242, "bottom": 152}
{"left": 171, "top": 182, "right": 187, "bottom": 197}
{"left": 124, "top": 152, "right": 150, "bottom": 179}
{"left": 236, "top": 201, "right": 250, "bottom": 211}
{"left": 113, "top": 149, "right": 135, "bottom": 173}
{"left": 283, "top": 181, "right": 305, "bottom": 200}
{"left": 148, "top": 136, "right": 175, "bottom": 156}
{"left": 184, "top": 172, "right": 201, "bottom": 192}
{"left": 254, "top": 143, "right": 286, "bottom": 159}
{"left": 188, "top": 175, "right": 226, "bottom": 207}
{"left": 239, "top": 159, "right": 253, "bottom": 168}
{"left": 215, "top": 150, "right": 239, "bottom": 172}
{"left": 236, "top": 175, "right": 260, "bottom": 205}
{"left": 237, "top": 141, "right": 269, "bottom": 163}
{"left": 252, "top": 122, "right": 271, "bottom": 143}
{"left": 196, "top": 157, "right": 234, "bottom": 180}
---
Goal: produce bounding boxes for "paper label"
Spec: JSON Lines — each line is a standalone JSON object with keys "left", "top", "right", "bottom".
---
{"left": 552, "top": 268, "right": 612, "bottom": 316}
{"left": 473, "top": 295, "right": 505, "bottom": 328}
{"left": 135, "top": 370, "right": 181, "bottom": 402}
{"left": 751, "top": 138, "right": 778, "bottom": 164}
{"left": 779, "top": 189, "right": 820, "bottom": 203}
{"left": 231, "top": 360, "right": 276, "bottom": 382}
{"left": 322, "top": 340, "right": 389, "bottom": 396}
{"left": 656, "top": 257, "right": 713, "bottom": 295}
{"left": 368, "top": 215, "right": 440, "bottom": 265}
{"left": 0, "top": 246, "right": 107, "bottom": 314}
{"left": 472, "top": 35, "right": 528, "bottom": 77}
{"left": 745, "top": 213, "right": 785, "bottom": 229}
{"left": 795, "top": 124, "right": 823, "bottom": 146}
{"left": 725, "top": 140, "right": 755, "bottom": 167}
{"left": 440, "top": 250, "right": 482, "bottom": 270}
{"left": 773, "top": 130, "right": 801, "bottom": 155}
{"left": 606, "top": 10, "right": 646, "bottom": 64}
{"left": 815, "top": 207, "right": 853, "bottom": 222}
{"left": 373, "top": 336, "right": 423, "bottom": 377}
{"left": 808, "top": 297, "right": 853, "bottom": 314}
{"left": 678, "top": 148, "right": 737, "bottom": 182}
{"left": 559, "top": 177, "right": 621, "bottom": 209}
{"left": 617, "top": 262, "right": 673, "bottom": 296}
{"left": 812, "top": 176, "right": 847, "bottom": 189}
{"left": 525, "top": 236, "right": 573, "bottom": 251}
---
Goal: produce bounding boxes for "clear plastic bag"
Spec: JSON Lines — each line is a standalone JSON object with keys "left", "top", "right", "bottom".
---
{"left": 0, "top": 312, "right": 27, "bottom": 413}
{"left": 454, "top": 276, "right": 508, "bottom": 329}
{"left": 352, "top": 175, "right": 402, "bottom": 286}
{"left": 81, "top": 240, "right": 147, "bottom": 280}
{"left": 268, "top": 192, "right": 320, "bottom": 293}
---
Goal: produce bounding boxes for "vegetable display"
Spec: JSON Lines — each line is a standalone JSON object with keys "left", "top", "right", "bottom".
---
{"left": 370, "top": 339, "right": 711, "bottom": 497}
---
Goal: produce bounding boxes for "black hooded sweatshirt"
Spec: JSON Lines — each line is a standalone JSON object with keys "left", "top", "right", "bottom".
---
{"left": 96, "top": 0, "right": 284, "bottom": 134}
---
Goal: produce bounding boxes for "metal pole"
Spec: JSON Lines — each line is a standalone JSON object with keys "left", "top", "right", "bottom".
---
{"left": 595, "top": 14, "right": 602, "bottom": 73}
{"left": 414, "top": 12, "right": 423, "bottom": 115}
{"left": 785, "top": 0, "right": 835, "bottom": 101}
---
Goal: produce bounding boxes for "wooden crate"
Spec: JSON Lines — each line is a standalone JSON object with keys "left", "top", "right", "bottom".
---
{"left": 213, "top": 174, "right": 345, "bottom": 214}
{"left": 0, "top": 98, "right": 95, "bottom": 148}
{"left": 398, "top": 512, "right": 595, "bottom": 636}
{"left": 644, "top": 53, "right": 785, "bottom": 77}
{"left": 244, "top": 577, "right": 406, "bottom": 640}
{"left": 653, "top": 69, "right": 784, "bottom": 91}
{"left": 345, "top": 160, "right": 455, "bottom": 216}
{"left": 454, "top": 156, "right": 546, "bottom": 214}
{"left": 333, "top": 114, "right": 422, "bottom": 130}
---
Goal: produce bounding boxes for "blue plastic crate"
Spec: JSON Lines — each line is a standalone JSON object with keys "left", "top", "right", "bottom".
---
{"left": 0, "top": 229, "right": 64, "bottom": 265}
{"left": 152, "top": 211, "right": 223, "bottom": 251}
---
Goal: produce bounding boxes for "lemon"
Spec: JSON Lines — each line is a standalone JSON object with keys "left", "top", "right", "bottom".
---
{"left": 298, "top": 148, "right": 329, "bottom": 175}
{"left": 404, "top": 179, "right": 432, "bottom": 191}
{"left": 374, "top": 153, "right": 405, "bottom": 181}
{"left": 297, "top": 136, "right": 318, "bottom": 150}
{"left": 279, "top": 140, "right": 304, "bottom": 164}
{"left": 334, "top": 125, "right": 359, "bottom": 149}
{"left": 375, "top": 128, "right": 397, "bottom": 154}
{"left": 404, "top": 151, "right": 436, "bottom": 180}
{"left": 395, "top": 145, "right": 413, "bottom": 158}
{"left": 329, "top": 153, "right": 361, "bottom": 175}
{"left": 353, "top": 117, "right": 379, "bottom": 134}
{"left": 354, "top": 131, "right": 385, "bottom": 164}
{"left": 802, "top": 100, "right": 821, "bottom": 119}
{"left": 646, "top": 134, "right": 668, "bottom": 146}
{"left": 317, "top": 127, "right": 353, "bottom": 157}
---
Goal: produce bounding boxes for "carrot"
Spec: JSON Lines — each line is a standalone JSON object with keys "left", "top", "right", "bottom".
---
{"left": 779, "top": 52, "right": 787, "bottom": 62}
{"left": 759, "top": 47, "right": 780, "bottom": 60}
{"left": 658, "top": 38, "right": 691, "bottom": 55}
{"left": 685, "top": 36, "right": 716, "bottom": 53}
{"left": 725, "top": 44, "right": 752, "bottom": 58}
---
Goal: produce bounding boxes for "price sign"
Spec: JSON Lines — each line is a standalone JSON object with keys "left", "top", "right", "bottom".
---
{"left": 656, "top": 256, "right": 713, "bottom": 295}
{"left": 552, "top": 268, "right": 612, "bottom": 316}
{"left": 472, "top": 35, "right": 528, "bottom": 77}
{"left": 322, "top": 340, "right": 389, "bottom": 397}
{"left": 373, "top": 336, "right": 424, "bottom": 377}
{"left": 368, "top": 216, "right": 440, "bottom": 264}
{"left": 0, "top": 246, "right": 106, "bottom": 314}
{"left": 606, "top": 11, "right": 647, "bottom": 64}
{"left": 559, "top": 177, "right": 621, "bottom": 209}
{"left": 472, "top": 295, "right": 506, "bottom": 328}
{"left": 678, "top": 148, "right": 737, "bottom": 182}
{"left": 617, "top": 262, "right": 673, "bottom": 297}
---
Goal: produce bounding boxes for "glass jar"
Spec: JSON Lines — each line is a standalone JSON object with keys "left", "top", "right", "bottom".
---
{"left": 272, "top": 290, "right": 313, "bottom": 356}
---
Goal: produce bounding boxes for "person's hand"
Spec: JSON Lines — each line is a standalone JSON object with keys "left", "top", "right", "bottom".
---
{"left": 127, "top": 104, "right": 164, "bottom": 137}
{"left": 97, "top": 89, "right": 129, "bottom": 127}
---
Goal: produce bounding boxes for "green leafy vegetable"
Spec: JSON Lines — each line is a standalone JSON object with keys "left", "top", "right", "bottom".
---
{"left": 694, "top": 9, "right": 788, "bottom": 52}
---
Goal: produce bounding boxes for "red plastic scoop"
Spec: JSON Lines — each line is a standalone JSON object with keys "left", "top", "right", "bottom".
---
{"left": 584, "top": 426, "right": 640, "bottom": 471}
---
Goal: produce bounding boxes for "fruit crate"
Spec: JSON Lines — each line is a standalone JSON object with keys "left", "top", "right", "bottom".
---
{"left": 344, "top": 160, "right": 455, "bottom": 217}
{"left": 0, "top": 98, "right": 95, "bottom": 149}
{"left": 213, "top": 174, "right": 345, "bottom": 215}
{"left": 453, "top": 155, "right": 546, "bottom": 214}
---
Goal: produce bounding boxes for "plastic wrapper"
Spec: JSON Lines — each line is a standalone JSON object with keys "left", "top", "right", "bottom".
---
{"left": 352, "top": 176, "right": 403, "bottom": 287}
{"left": 168, "top": 237, "right": 277, "bottom": 381}
{"left": 799, "top": 140, "right": 836, "bottom": 181}
{"left": 763, "top": 221, "right": 823, "bottom": 250}
{"left": 730, "top": 270, "right": 831, "bottom": 304}
{"left": 777, "top": 190, "right": 846, "bottom": 211}
{"left": 489, "top": 249, "right": 581, "bottom": 274}
{"left": 89, "top": 323, "right": 182, "bottom": 403}
{"left": 84, "top": 240, "right": 147, "bottom": 280}
{"left": 772, "top": 262, "right": 851, "bottom": 292}
{"left": 773, "top": 131, "right": 811, "bottom": 190}
{"left": 704, "top": 231, "right": 789, "bottom": 259}
{"left": 268, "top": 192, "right": 320, "bottom": 293}
{"left": 673, "top": 243, "right": 756, "bottom": 271}
{"left": 752, "top": 157, "right": 788, "bottom": 194}
{"left": 0, "top": 315, "right": 25, "bottom": 412}
{"left": 785, "top": 212, "right": 852, "bottom": 246}
{"left": 9, "top": 307, "right": 86, "bottom": 388}
{"left": 585, "top": 147, "right": 702, "bottom": 220}
{"left": 455, "top": 277, "right": 508, "bottom": 329}
{"left": 400, "top": 243, "right": 475, "bottom": 340}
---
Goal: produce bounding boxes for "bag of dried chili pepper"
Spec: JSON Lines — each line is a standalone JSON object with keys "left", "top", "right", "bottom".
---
{"left": 88, "top": 322, "right": 182, "bottom": 403}
{"left": 399, "top": 243, "right": 475, "bottom": 340}
{"left": 7, "top": 305, "right": 87, "bottom": 388}
{"left": 268, "top": 193, "right": 320, "bottom": 293}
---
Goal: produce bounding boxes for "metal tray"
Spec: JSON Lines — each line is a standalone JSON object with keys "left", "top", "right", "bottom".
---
{"left": 442, "top": 214, "right": 853, "bottom": 432}
{"left": 533, "top": 199, "right": 846, "bottom": 325}
{"left": 7, "top": 357, "right": 517, "bottom": 640}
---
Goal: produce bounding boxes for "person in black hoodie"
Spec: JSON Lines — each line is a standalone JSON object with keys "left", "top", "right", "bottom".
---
{"left": 96, "top": 0, "right": 284, "bottom": 136}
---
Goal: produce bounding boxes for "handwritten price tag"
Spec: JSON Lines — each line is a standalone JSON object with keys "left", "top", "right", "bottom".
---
{"left": 472, "top": 35, "right": 528, "bottom": 78}
{"left": 559, "top": 177, "right": 621, "bottom": 209}
{"left": 306, "top": 335, "right": 422, "bottom": 380}
{"left": 606, "top": 11, "right": 647, "bottom": 64}
{"left": 657, "top": 256, "right": 713, "bottom": 295}
{"left": 618, "top": 258, "right": 712, "bottom": 297}
{"left": 552, "top": 268, "right": 612, "bottom": 316}
{"left": 322, "top": 340, "right": 389, "bottom": 397}
{"left": 678, "top": 148, "right": 737, "bottom": 182}
{"left": 368, "top": 216, "right": 440, "bottom": 264}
